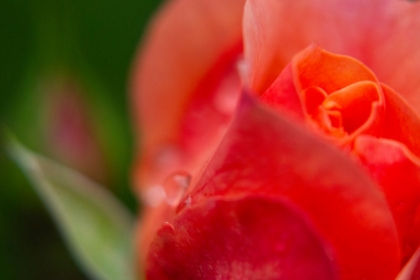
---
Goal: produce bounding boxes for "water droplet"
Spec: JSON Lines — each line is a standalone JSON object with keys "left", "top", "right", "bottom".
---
{"left": 184, "top": 195, "right": 192, "bottom": 207}
{"left": 163, "top": 171, "right": 191, "bottom": 206}
{"left": 142, "top": 185, "right": 166, "bottom": 207}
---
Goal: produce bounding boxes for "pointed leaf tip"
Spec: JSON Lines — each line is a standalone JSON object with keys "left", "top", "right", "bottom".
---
{"left": 7, "top": 135, "right": 137, "bottom": 280}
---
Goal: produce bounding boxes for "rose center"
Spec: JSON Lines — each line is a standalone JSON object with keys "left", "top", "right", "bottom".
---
{"left": 302, "top": 81, "right": 380, "bottom": 139}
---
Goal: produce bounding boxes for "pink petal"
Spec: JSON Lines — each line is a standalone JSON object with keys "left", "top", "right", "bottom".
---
{"left": 147, "top": 196, "right": 338, "bottom": 279}
{"left": 183, "top": 93, "right": 400, "bottom": 279}
{"left": 131, "top": 0, "right": 245, "bottom": 190}
{"left": 132, "top": 0, "right": 245, "bottom": 263}
{"left": 243, "top": 0, "right": 420, "bottom": 112}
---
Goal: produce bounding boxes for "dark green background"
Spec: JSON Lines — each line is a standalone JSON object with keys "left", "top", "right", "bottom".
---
{"left": 0, "top": 0, "right": 162, "bottom": 278}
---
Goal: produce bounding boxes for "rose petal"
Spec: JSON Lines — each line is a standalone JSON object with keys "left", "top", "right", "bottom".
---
{"left": 184, "top": 93, "right": 400, "bottom": 279}
{"left": 132, "top": 1, "right": 245, "bottom": 264}
{"left": 396, "top": 246, "right": 420, "bottom": 280}
{"left": 260, "top": 63, "right": 305, "bottom": 121}
{"left": 326, "top": 81, "right": 379, "bottom": 131}
{"left": 293, "top": 45, "right": 378, "bottom": 94}
{"left": 354, "top": 135, "right": 420, "bottom": 264}
{"left": 261, "top": 46, "right": 385, "bottom": 143}
{"left": 243, "top": 0, "right": 420, "bottom": 112}
{"left": 176, "top": 44, "right": 243, "bottom": 182}
{"left": 259, "top": 45, "right": 379, "bottom": 122}
{"left": 135, "top": 201, "right": 177, "bottom": 268}
{"left": 147, "top": 196, "right": 338, "bottom": 280}
{"left": 381, "top": 84, "right": 420, "bottom": 158}
{"left": 323, "top": 81, "right": 383, "bottom": 139}
{"left": 131, "top": 0, "right": 245, "bottom": 190}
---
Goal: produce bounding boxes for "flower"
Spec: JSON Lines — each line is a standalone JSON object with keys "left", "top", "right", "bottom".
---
{"left": 131, "top": 0, "right": 420, "bottom": 278}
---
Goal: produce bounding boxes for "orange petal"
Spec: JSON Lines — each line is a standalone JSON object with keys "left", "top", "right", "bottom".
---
{"left": 261, "top": 46, "right": 386, "bottom": 144}
{"left": 294, "top": 46, "right": 385, "bottom": 143}
{"left": 243, "top": 0, "right": 420, "bottom": 111}
{"left": 325, "top": 81, "right": 384, "bottom": 137}
{"left": 292, "top": 45, "right": 378, "bottom": 93}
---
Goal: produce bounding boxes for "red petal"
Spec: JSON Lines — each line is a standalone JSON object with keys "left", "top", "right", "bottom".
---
{"left": 131, "top": 0, "right": 245, "bottom": 190}
{"left": 396, "top": 246, "right": 420, "bottom": 280}
{"left": 184, "top": 93, "right": 400, "bottom": 279}
{"left": 260, "top": 63, "right": 305, "bottom": 121}
{"left": 243, "top": 0, "right": 420, "bottom": 112}
{"left": 381, "top": 84, "right": 420, "bottom": 158}
{"left": 147, "top": 196, "right": 338, "bottom": 280}
{"left": 135, "top": 201, "right": 177, "bottom": 267}
{"left": 354, "top": 135, "right": 420, "bottom": 264}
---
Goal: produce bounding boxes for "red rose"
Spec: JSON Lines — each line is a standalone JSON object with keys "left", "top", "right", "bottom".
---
{"left": 131, "top": 0, "right": 420, "bottom": 278}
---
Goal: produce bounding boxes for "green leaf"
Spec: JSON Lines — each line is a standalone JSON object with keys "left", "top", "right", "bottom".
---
{"left": 7, "top": 134, "right": 136, "bottom": 280}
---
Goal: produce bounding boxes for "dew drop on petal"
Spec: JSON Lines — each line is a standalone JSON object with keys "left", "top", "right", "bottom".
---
{"left": 163, "top": 171, "right": 191, "bottom": 206}
{"left": 184, "top": 195, "right": 192, "bottom": 207}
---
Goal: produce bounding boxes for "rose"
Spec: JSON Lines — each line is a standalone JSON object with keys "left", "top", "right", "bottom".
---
{"left": 131, "top": 0, "right": 420, "bottom": 278}
{"left": 139, "top": 47, "right": 420, "bottom": 279}
{"left": 132, "top": 0, "right": 420, "bottom": 278}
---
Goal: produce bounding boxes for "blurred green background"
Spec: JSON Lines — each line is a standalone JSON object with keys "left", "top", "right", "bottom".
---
{"left": 0, "top": 0, "right": 162, "bottom": 278}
